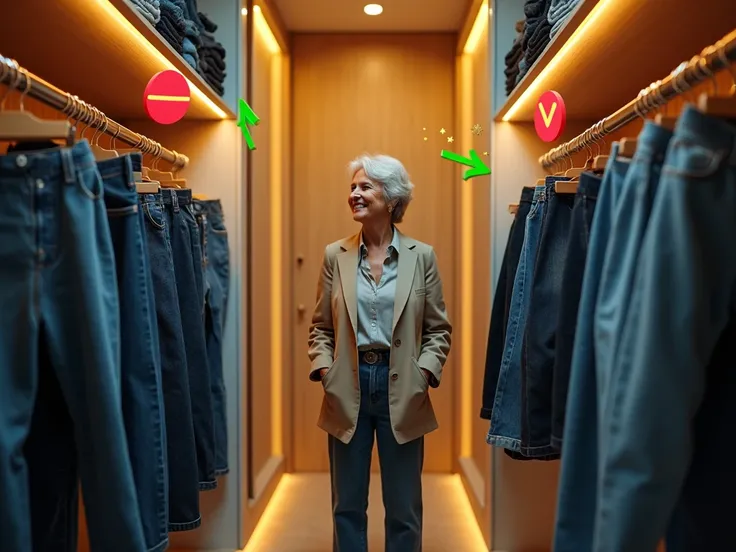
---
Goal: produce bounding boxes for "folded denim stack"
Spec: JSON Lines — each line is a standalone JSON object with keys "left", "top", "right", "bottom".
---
{"left": 156, "top": 0, "right": 187, "bottom": 54}
{"left": 197, "top": 12, "right": 227, "bottom": 97}
{"left": 0, "top": 140, "right": 232, "bottom": 550}
{"left": 131, "top": 0, "right": 161, "bottom": 25}
{"left": 548, "top": 0, "right": 580, "bottom": 39}
{"left": 173, "top": 0, "right": 203, "bottom": 70}
{"left": 504, "top": 20, "right": 525, "bottom": 95}
{"left": 516, "top": 0, "right": 553, "bottom": 84}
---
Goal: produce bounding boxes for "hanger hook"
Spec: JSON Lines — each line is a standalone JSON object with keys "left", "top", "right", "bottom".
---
{"left": 0, "top": 58, "right": 20, "bottom": 110}
{"left": 17, "top": 67, "right": 32, "bottom": 112}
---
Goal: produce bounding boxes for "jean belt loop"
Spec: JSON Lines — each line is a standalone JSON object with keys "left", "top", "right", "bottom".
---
{"left": 171, "top": 188, "right": 179, "bottom": 212}
{"left": 124, "top": 155, "right": 135, "bottom": 190}
{"left": 61, "top": 147, "right": 75, "bottom": 184}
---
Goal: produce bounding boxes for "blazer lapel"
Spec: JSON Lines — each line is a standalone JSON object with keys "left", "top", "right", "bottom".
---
{"left": 337, "top": 234, "right": 360, "bottom": 337}
{"left": 393, "top": 233, "right": 418, "bottom": 332}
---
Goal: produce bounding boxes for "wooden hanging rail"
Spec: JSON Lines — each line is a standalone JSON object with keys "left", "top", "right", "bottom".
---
{"left": 0, "top": 54, "right": 189, "bottom": 169}
{"left": 539, "top": 28, "right": 736, "bottom": 169}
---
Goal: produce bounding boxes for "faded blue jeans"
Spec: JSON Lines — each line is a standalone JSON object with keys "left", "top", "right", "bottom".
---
{"left": 487, "top": 184, "right": 547, "bottom": 451}
{"left": 329, "top": 352, "right": 424, "bottom": 552}
{"left": 593, "top": 107, "right": 736, "bottom": 551}
{"left": 0, "top": 141, "right": 146, "bottom": 551}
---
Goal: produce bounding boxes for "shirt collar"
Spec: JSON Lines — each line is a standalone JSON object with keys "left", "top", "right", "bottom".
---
{"left": 360, "top": 227, "right": 400, "bottom": 257}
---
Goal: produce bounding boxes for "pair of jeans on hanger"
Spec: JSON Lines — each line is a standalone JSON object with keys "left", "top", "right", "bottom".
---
{"left": 192, "top": 198, "right": 231, "bottom": 475}
{"left": 0, "top": 141, "right": 148, "bottom": 552}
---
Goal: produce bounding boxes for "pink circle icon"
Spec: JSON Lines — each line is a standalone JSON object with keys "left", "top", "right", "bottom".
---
{"left": 534, "top": 90, "right": 566, "bottom": 143}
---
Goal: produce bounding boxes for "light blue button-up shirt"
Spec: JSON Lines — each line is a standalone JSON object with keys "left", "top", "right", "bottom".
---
{"left": 356, "top": 228, "right": 400, "bottom": 350}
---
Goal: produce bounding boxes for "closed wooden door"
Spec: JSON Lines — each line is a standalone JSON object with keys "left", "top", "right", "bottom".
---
{"left": 291, "top": 34, "right": 457, "bottom": 473}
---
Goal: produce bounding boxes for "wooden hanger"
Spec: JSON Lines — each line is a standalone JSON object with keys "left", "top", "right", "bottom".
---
{"left": 193, "top": 193, "right": 210, "bottom": 200}
{"left": 136, "top": 180, "right": 160, "bottom": 194}
{"left": 555, "top": 179, "right": 579, "bottom": 194}
{"left": 508, "top": 203, "right": 518, "bottom": 215}
{"left": 592, "top": 155, "right": 610, "bottom": 170}
{"left": 617, "top": 137, "right": 638, "bottom": 158}
{"left": 654, "top": 112, "right": 678, "bottom": 131}
{"left": 535, "top": 178, "right": 546, "bottom": 186}
{"left": 87, "top": 110, "right": 120, "bottom": 161}
{"left": 697, "top": 42, "right": 736, "bottom": 118}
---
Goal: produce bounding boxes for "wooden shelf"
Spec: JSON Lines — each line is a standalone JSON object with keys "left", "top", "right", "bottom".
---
{"left": 0, "top": 0, "right": 236, "bottom": 121}
{"left": 494, "top": 0, "right": 736, "bottom": 122}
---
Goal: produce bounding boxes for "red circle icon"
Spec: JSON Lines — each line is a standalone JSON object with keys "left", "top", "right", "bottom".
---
{"left": 534, "top": 90, "right": 566, "bottom": 143}
{"left": 143, "top": 70, "right": 191, "bottom": 125}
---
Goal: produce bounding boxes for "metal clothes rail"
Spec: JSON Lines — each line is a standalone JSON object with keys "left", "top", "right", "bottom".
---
{"left": 539, "top": 28, "right": 736, "bottom": 169}
{"left": 0, "top": 54, "right": 189, "bottom": 169}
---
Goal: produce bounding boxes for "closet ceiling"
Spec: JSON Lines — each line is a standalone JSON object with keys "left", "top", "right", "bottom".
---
{"left": 272, "top": 0, "right": 473, "bottom": 32}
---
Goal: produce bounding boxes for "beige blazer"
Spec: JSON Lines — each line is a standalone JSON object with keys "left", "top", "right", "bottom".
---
{"left": 307, "top": 230, "right": 452, "bottom": 445}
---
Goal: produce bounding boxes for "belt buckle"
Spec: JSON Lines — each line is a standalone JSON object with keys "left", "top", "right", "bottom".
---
{"left": 364, "top": 351, "right": 378, "bottom": 364}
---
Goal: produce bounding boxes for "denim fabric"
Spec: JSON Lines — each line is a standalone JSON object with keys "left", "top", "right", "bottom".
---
{"left": 593, "top": 107, "right": 736, "bottom": 552}
{"left": 551, "top": 172, "right": 601, "bottom": 449}
{"left": 192, "top": 199, "right": 230, "bottom": 474}
{"left": 521, "top": 177, "right": 575, "bottom": 458}
{"left": 0, "top": 141, "right": 146, "bottom": 551}
{"left": 139, "top": 189, "right": 201, "bottom": 531}
{"left": 594, "top": 122, "right": 672, "bottom": 425}
{"left": 98, "top": 154, "right": 169, "bottom": 551}
{"left": 161, "top": 189, "right": 216, "bottom": 490}
{"left": 480, "top": 187, "right": 535, "bottom": 420}
{"left": 329, "top": 352, "right": 424, "bottom": 552}
{"left": 487, "top": 185, "right": 547, "bottom": 451}
{"left": 552, "top": 144, "right": 629, "bottom": 552}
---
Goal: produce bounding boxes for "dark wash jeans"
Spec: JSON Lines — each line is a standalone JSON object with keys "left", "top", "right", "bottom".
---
{"left": 192, "top": 199, "right": 231, "bottom": 474}
{"left": 161, "top": 189, "right": 216, "bottom": 490}
{"left": 551, "top": 171, "right": 601, "bottom": 450}
{"left": 553, "top": 144, "right": 629, "bottom": 552}
{"left": 593, "top": 107, "right": 736, "bottom": 552}
{"left": 487, "top": 185, "right": 547, "bottom": 451}
{"left": 139, "top": 190, "right": 201, "bottom": 531}
{"left": 0, "top": 141, "right": 146, "bottom": 551}
{"left": 481, "top": 186, "right": 534, "bottom": 421}
{"left": 329, "top": 352, "right": 424, "bottom": 552}
{"left": 98, "top": 154, "right": 169, "bottom": 551}
{"left": 520, "top": 177, "right": 574, "bottom": 458}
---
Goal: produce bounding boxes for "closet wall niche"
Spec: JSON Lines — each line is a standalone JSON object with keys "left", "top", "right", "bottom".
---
{"left": 488, "top": 0, "right": 736, "bottom": 549}
{"left": 0, "top": 0, "right": 283, "bottom": 550}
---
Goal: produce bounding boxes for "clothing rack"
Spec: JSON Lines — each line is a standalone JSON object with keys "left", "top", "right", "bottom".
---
{"left": 0, "top": 54, "right": 189, "bottom": 169}
{"left": 539, "top": 29, "right": 736, "bottom": 169}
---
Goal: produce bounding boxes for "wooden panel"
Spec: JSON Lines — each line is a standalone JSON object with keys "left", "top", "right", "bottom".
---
{"left": 0, "top": 0, "right": 235, "bottom": 120}
{"left": 291, "top": 33, "right": 458, "bottom": 473}
{"left": 250, "top": 16, "right": 275, "bottom": 490}
{"left": 495, "top": 0, "right": 736, "bottom": 121}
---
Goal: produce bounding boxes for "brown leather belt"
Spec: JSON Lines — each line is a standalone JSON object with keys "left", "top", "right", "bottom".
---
{"left": 359, "top": 349, "right": 390, "bottom": 365}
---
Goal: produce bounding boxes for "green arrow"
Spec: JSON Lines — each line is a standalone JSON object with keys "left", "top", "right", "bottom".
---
{"left": 237, "top": 98, "right": 260, "bottom": 150}
{"left": 440, "top": 148, "right": 491, "bottom": 180}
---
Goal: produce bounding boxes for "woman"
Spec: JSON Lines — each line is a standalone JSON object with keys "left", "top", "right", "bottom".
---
{"left": 308, "top": 154, "right": 452, "bottom": 552}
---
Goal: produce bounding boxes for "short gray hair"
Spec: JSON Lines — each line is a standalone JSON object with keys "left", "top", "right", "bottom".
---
{"left": 348, "top": 154, "right": 414, "bottom": 223}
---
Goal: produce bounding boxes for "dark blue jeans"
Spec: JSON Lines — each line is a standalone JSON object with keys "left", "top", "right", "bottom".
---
{"left": 594, "top": 107, "right": 736, "bottom": 552}
{"left": 481, "top": 186, "right": 534, "bottom": 421}
{"left": 139, "top": 190, "right": 201, "bottom": 531}
{"left": 161, "top": 189, "right": 216, "bottom": 490}
{"left": 553, "top": 143, "right": 630, "bottom": 552}
{"left": 329, "top": 352, "right": 424, "bottom": 552}
{"left": 98, "top": 154, "right": 169, "bottom": 551}
{"left": 0, "top": 141, "right": 146, "bottom": 551}
{"left": 551, "top": 171, "right": 602, "bottom": 450}
{"left": 192, "top": 199, "right": 231, "bottom": 475}
{"left": 487, "top": 185, "right": 547, "bottom": 451}
{"left": 521, "top": 177, "right": 575, "bottom": 458}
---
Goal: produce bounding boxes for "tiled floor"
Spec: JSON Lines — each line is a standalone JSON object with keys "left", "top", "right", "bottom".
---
{"left": 243, "top": 473, "right": 488, "bottom": 552}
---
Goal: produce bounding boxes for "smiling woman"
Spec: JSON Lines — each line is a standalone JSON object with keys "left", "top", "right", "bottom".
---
{"left": 307, "top": 153, "right": 453, "bottom": 551}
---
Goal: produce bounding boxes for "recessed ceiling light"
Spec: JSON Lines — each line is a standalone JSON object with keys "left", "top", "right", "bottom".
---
{"left": 364, "top": 4, "right": 383, "bottom": 16}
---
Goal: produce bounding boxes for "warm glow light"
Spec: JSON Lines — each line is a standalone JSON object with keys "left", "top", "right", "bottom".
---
{"left": 92, "top": 0, "right": 228, "bottom": 119}
{"left": 254, "top": 4, "right": 281, "bottom": 55}
{"left": 463, "top": 0, "right": 489, "bottom": 54}
{"left": 241, "top": 7, "right": 248, "bottom": 15}
{"left": 241, "top": 474, "right": 290, "bottom": 552}
{"left": 363, "top": 3, "right": 384, "bottom": 16}
{"left": 502, "top": 0, "right": 613, "bottom": 121}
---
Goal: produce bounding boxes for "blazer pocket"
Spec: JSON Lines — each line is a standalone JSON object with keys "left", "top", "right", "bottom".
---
{"left": 414, "top": 287, "right": 427, "bottom": 296}
{"left": 411, "top": 357, "right": 429, "bottom": 391}
{"left": 321, "top": 357, "right": 339, "bottom": 387}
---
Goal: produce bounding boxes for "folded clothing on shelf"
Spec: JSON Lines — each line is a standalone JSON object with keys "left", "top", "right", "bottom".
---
{"left": 196, "top": 11, "right": 227, "bottom": 97}
{"left": 131, "top": 0, "right": 161, "bottom": 25}
{"left": 504, "top": 22, "right": 525, "bottom": 95}
{"left": 517, "top": 0, "right": 552, "bottom": 83}
{"left": 156, "top": 0, "right": 186, "bottom": 53}
{"left": 548, "top": 0, "right": 581, "bottom": 38}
